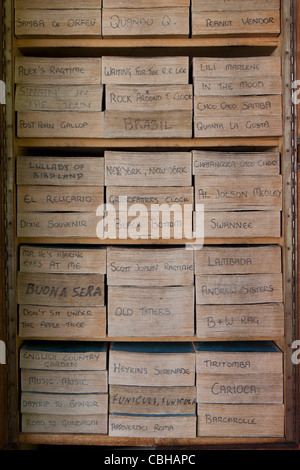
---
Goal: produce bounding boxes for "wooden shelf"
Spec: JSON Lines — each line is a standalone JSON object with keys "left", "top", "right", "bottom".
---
{"left": 16, "top": 36, "right": 280, "bottom": 51}
{"left": 18, "top": 433, "right": 287, "bottom": 448}
{"left": 16, "top": 137, "right": 281, "bottom": 149}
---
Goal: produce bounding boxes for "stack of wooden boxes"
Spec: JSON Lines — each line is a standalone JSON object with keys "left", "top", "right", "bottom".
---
{"left": 15, "top": 56, "right": 104, "bottom": 138}
{"left": 18, "top": 246, "right": 107, "bottom": 339}
{"left": 16, "top": 155, "right": 105, "bottom": 238}
{"left": 102, "top": 0, "right": 190, "bottom": 38}
{"left": 103, "top": 56, "right": 193, "bottom": 138}
{"left": 195, "top": 341, "right": 284, "bottom": 437}
{"left": 193, "top": 150, "right": 283, "bottom": 239}
{"left": 191, "top": 0, "right": 281, "bottom": 37}
{"left": 106, "top": 246, "right": 194, "bottom": 337}
{"left": 104, "top": 150, "right": 194, "bottom": 240}
{"left": 108, "top": 342, "right": 197, "bottom": 438}
{"left": 14, "top": 1, "right": 103, "bottom": 37}
{"left": 20, "top": 341, "right": 108, "bottom": 434}
{"left": 193, "top": 56, "right": 283, "bottom": 138}
{"left": 195, "top": 245, "right": 284, "bottom": 338}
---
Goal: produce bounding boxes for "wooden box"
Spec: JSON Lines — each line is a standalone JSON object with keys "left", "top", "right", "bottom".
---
{"left": 106, "top": 186, "right": 193, "bottom": 211}
{"left": 17, "top": 156, "right": 105, "bottom": 186}
{"left": 109, "top": 414, "right": 196, "bottom": 438}
{"left": 192, "top": 57, "right": 281, "bottom": 78}
{"left": 193, "top": 79, "right": 282, "bottom": 96}
{"left": 195, "top": 273, "right": 283, "bottom": 305}
{"left": 15, "top": 1, "right": 102, "bottom": 7}
{"left": 18, "top": 272, "right": 105, "bottom": 306}
{"left": 15, "top": 85, "right": 104, "bottom": 112}
{"left": 102, "top": 56, "right": 189, "bottom": 84}
{"left": 105, "top": 85, "right": 193, "bottom": 111}
{"left": 192, "top": 151, "right": 280, "bottom": 176}
{"left": 107, "top": 286, "right": 195, "bottom": 337}
{"left": 194, "top": 246, "right": 282, "bottom": 275}
{"left": 103, "top": 1, "right": 190, "bottom": 7}
{"left": 191, "top": 0, "right": 280, "bottom": 11}
{"left": 194, "top": 96, "right": 282, "bottom": 116}
{"left": 197, "top": 404, "right": 285, "bottom": 437}
{"left": 108, "top": 342, "right": 195, "bottom": 386}
{"left": 15, "top": 9, "right": 102, "bottom": 37}
{"left": 194, "top": 115, "right": 282, "bottom": 138}
{"left": 104, "top": 110, "right": 192, "bottom": 138}
{"left": 17, "top": 212, "right": 100, "bottom": 238}
{"left": 17, "top": 112, "right": 105, "bottom": 138}
{"left": 15, "top": 57, "right": 102, "bottom": 84}
{"left": 104, "top": 151, "right": 192, "bottom": 187}
{"left": 106, "top": 247, "right": 194, "bottom": 286}
{"left": 102, "top": 8, "right": 189, "bottom": 38}
{"left": 192, "top": 10, "right": 280, "bottom": 37}
{"left": 17, "top": 186, "right": 104, "bottom": 212}
{"left": 22, "top": 414, "right": 108, "bottom": 434}
{"left": 19, "top": 246, "right": 106, "bottom": 274}
{"left": 109, "top": 385, "right": 196, "bottom": 415}
{"left": 21, "top": 392, "right": 108, "bottom": 415}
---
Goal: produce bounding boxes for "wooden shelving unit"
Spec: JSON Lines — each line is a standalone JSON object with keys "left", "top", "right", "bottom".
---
{"left": 1, "top": 0, "right": 299, "bottom": 449}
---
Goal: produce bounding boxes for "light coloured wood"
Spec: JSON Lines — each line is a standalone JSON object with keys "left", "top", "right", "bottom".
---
{"left": 193, "top": 78, "right": 282, "bottom": 96}
{"left": 194, "top": 96, "right": 282, "bottom": 116}
{"left": 15, "top": 1, "right": 102, "bottom": 8}
{"left": 102, "top": 8, "right": 189, "bottom": 38}
{"left": 17, "top": 156, "right": 104, "bottom": 186}
{"left": 104, "top": 151, "right": 192, "bottom": 187}
{"left": 106, "top": 246, "right": 194, "bottom": 286}
{"left": 106, "top": 186, "right": 193, "bottom": 211}
{"left": 104, "top": 110, "right": 192, "bottom": 138}
{"left": 194, "top": 175, "right": 283, "bottom": 211}
{"left": 105, "top": 84, "right": 192, "bottom": 111}
{"left": 109, "top": 385, "right": 196, "bottom": 415}
{"left": 195, "top": 347, "right": 283, "bottom": 374}
{"left": 103, "top": 1, "right": 190, "bottom": 8}
{"left": 194, "top": 115, "right": 282, "bottom": 138}
{"left": 17, "top": 186, "right": 104, "bottom": 212}
{"left": 19, "top": 246, "right": 106, "bottom": 274}
{"left": 200, "top": 211, "right": 281, "bottom": 238}
{"left": 21, "top": 392, "right": 108, "bottom": 415}
{"left": 18, "top": 272, "right": 105, "bottom": 306}
{"left": 17, "top": 212, "right": 100, "bottom": 238}
{"left": 196, "top": 303, "right": 285, "bottom": 339}
{"left": 194, "top": 246, "right": 282, "bottom": 275}
{"left": 195, "top": 273, "right": 283, "bottom": 305}
{"left": 192, "top": 151, "right": 280, "bottom": 176}
{"left": 15, "top": 57, "right": 102, "bottom": 84}
{"left": 109, "top": 415, "right": 196, "bottom": 438}
{"left": 19, "top": 305, "right": 107, "bottom": 339}
{"left": 20, "top": 340, "right": 105, "bottom": 370}
{"left": 21, "top": 369, "right": 108, "bottom": 393}
{"left": 108, "top": 347, "right": 195, "bottom": 386}
{"left": 107, "top": 285, "right": 195, "bottom": 337}
{"left": 192, "top": 10, "right": 280, "bottom": 37}
{"left": 15, "top": 85, "right": 104, "bottom": 112}
{"left": 17, "top": 112, "right": 105, "bottom": 138}
{"left": 101, "top": 209, "right": 194, "bottom": 241}
{"left": 15, "top": 10, "right": 102, "bottom": 36}
{"left": 22, "top": 414, "right": 108, "bottom": 434}
{"left": 196, "top": 373, "right": 283, "bottom": 404}
{"left": 102, "top": 56, "right": 189, "bottom": 84}
{"left": 192, "top": 57, "right": 281, "bottom": 78}
{"left": 197, "top": 404, "right": 285, "bottom": 437}
{"left": 192, "top": 0, "right": 280, "bottom": 11}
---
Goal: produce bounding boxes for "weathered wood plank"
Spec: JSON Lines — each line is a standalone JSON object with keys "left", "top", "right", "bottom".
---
{"left": 109, "top": 415, "right": 196, "bottom": 438}
{"left": 195, "top": 273, "right": 283, "bottom": 305}
{"left": 102, "top": 8, "right": 189, "bottom": 38}
{"left": 17, "top": 156, "right": 104, "bottom": 186}
{"left": 18, "top": 272, "right": 105, "bottom": 306}
{"left": 107, "top": 246, "right": 194, "bottom": 286}
{"left": 15, "top": 10, "right": 102, "bottom": 36}
{"left": 15, "top": 57, "right": 102, "bottom": 84}
{"left": 15, "top": 84, "right": 104, "bottom": 112}
{"left": 192, "top": 57, "right": 281, "bottom": 78}
{"left": 192, "top": 0, "right": 280, "bottom": 12}
{"left": 21, "top": 392, "right": 108, "bottom": 415}
{"left": 15, "top": 1, "right": 102, "bottom": 8}
{"left": 17, "top": 112, "right": 105, "bottom": 138}
{"left": 105, "top": 84, "right": 192, "bottom": 111}
{"left": 105, "top": 151, "right": 192, "bottom": 186}
{"left": 107, "top": 286, "right": 195, "bottom": 337}
{"left": 194, "top": 96, "right": 282, "bottom": 116}
{"left": 193, "top": 77, "right": 282, "bottom": 96}
{"left": 192, "top": 151, "right": 280, "bottom": 176}
{"left": 22, "top": 414, "right": 108, "bottom": 434}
